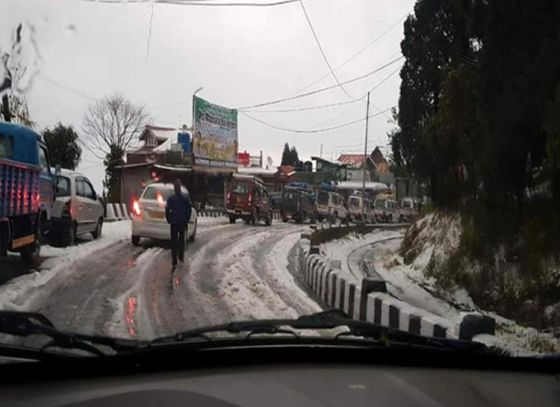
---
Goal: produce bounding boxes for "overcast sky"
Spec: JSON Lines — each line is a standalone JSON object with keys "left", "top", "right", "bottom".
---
{"left": 1, "top": 0, "right": 415, "bottom": 192}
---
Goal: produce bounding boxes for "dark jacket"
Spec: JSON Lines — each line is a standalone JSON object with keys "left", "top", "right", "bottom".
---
{"left": 165, "top": 192, "right": 192, "bottom": 225}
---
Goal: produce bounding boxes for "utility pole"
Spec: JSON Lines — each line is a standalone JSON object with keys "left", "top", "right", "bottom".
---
{"left": 362, "top": 91, "right": 370, "bottom": 219}
{"left": 320, "top": 144, "right": 323, "bottom": 158}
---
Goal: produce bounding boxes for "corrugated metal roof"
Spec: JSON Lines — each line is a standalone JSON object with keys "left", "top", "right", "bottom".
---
{"left": 337, "top": 154, "right": 367, "bottom": 167}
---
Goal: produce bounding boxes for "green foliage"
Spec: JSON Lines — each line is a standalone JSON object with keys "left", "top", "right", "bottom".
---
{"left": 42, "top": 123, "right": 82, "bottom": 170}
{"left": 394, "top": 0, "right": 560, "bottom": 242}
{"left": 280, "top": 142, "right": 303, "bottom": 168}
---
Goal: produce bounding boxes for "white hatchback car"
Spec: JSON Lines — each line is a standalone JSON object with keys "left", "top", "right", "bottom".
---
{"left": 51, "top": 169, "right": 105, "bottom": 246}
{"left": 131, "top": 183, "right": 198, "bottom": 246}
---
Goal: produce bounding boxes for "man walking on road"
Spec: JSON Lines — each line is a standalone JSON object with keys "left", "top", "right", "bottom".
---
{"left": 165, "top": 179, "right": 192, "bottom": 266}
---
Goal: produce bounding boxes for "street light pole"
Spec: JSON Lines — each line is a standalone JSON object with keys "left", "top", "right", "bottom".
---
{"left": 362, "top": 91, "right": 371, "bottom": 219}
{"left": 191, "top": 86, "right": 204, "bottom": 132}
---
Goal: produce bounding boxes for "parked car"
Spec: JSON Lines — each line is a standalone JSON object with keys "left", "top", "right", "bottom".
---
{"left": 373, "top": 197, "right": 399, "bottom": 223}
{"left": 316, "top": 183, "right": 348, "bottom": 223}
{"left": 225, "top": 174, "right": 272, "bottom": 226}
{"left": 280, "top": 182, "right": 316, "bottom": 224}
{"left": 399, "top": 197, "right": 418, "bottom": 222}
{"left": 51, "top": 169, "right": 104, "bottom": 246}
{"left": 131, "top": 182, "right": 198, "bottom": 246}
{"left": 0, "top": 123, "right": 54, "bottom": 263}
{"left": 347, "top": 193, "right": 372, "bottom": 223}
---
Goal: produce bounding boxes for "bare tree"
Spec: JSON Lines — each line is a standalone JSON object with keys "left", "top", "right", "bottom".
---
{"left": 82, "top": 94, "right": 151, "bottom": 159}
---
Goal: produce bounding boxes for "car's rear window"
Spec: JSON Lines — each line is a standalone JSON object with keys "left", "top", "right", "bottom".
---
{"left": 232, "top": 181, "right": 249, "bottom": 194}
{"left": 142, "top": 186, "right": 174, "bottom": 200}
{"left": 56, "top": 176, "right": 71, "bottom": 197}
{"left": 317, "top": 191, "right": 329, "bottom": 205}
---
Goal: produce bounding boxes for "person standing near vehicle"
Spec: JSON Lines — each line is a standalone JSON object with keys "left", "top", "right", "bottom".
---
{"left": 165, "top": 180, "right": 192, "bottom": 266}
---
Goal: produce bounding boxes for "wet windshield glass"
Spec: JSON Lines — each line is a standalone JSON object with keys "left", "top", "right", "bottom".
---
{"left": 0, "top": 0, "right": 558, "bottom": 361}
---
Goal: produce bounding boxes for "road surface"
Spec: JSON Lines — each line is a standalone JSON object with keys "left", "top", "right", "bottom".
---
{"left": 0, "top": 220, "right": 321, "bottom": 340}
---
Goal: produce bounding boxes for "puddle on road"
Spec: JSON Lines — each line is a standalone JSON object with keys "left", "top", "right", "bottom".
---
{"left": 125, "top": 296, "right": 138, "bottom": 337}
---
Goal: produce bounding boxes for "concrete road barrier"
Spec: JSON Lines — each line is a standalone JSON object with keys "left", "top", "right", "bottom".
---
{"left": 301, "top": 242, "right": 495, "bottom": 341}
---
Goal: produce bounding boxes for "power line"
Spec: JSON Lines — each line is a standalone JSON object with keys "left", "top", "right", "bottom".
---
{"left": 81, "top": 0, "right": 300, "bottom": 7}
{"left": 295, "top": 11, "right": 410, "bottom": 95}
{"left": 242, "top": 98, "right": 361, "bottom": 113}
{"left": 145, "top": 2, "right": 156, "bottom": 61}
{"left": 241, "top": 107, "right": 392, "bottom": 134}
{"left": 298, "top": 0, "right": 354, "bottom": 100}
{"left": 236, "top": 55, "right": 403, "bottom": 110}
{"left": 38, "top": 75, "right": 97, "bottom": 101}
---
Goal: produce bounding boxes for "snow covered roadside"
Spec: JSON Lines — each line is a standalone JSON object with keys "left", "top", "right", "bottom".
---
{"left": 319, "top": 229, "right": 404, "bottom": 281}
{"left": 0, "top": 221, "right": 132, "bottom": 311}
{"left": 372, "top": 236, "right": 560, "bottom": 356}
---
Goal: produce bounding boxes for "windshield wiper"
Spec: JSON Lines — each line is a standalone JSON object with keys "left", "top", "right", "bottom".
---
{"left": 0, "top": 311, "right": 143, "bottom": 358}
{"left": 151, "top": 310, "right": 491, "bottom": 354}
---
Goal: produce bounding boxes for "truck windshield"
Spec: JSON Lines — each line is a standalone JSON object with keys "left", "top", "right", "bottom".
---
{"left": 375, "top": 200, "right": 386, "bottom": 209}
{"left": 55, "top": 176, "right": 71, "bottom": 197}
{"left": 317, "top": 191, "right": 329, "bottom": 205}
{"left": 232, "top": 181, "right": 249, "bottom": 194}
{"left": 348, "top": 197, "right": 360, "bottom": 208}
{"left": 0, "top": 133, "right": 13, "bottom": 159}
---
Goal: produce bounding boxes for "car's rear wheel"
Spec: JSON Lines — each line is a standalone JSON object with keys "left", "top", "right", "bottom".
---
{"left": 92, "top": 218, "right": 103, "bottom": 239}
{"left": 265, "top": 212, "right": 272, "bottom": 226}
{"left": 188, "top": 221, "right": 197, "bottom": 242}
{"left": 229, "top": 216, "right": 236, "bottom": 224}
{"left": 131, "top": 235, "right": 140, "bottom": 246}
{"left": 65, "top": 223, "right": 76, "bottom": 247}
{"left": 252, "top": 211, "right": 258, "bottom": 226}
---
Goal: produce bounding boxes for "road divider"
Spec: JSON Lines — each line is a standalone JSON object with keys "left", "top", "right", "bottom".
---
{"left": 298, "top": 227, "right": 496, "bottom": 342}
{"left": 105, "top": 203, "right": 130, "bottom": 222}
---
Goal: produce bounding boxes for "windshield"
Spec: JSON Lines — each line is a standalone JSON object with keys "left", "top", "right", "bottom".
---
{"left": 55, "top": 176, "right": 71, "bottom": 197}
{"left": 231, "top": 181, "right": 249, "bottom": 194}
{"left": 0, "top": 0, "right": 558, "bottom": 363}
{"left": 317, "top": 191, "right": 329, "bottom": 205}
{"left": 374, "top": 200, "right": 386, "bottom": 209}
{"left": 348, "top": 197, "right": 360, "bottom": 208}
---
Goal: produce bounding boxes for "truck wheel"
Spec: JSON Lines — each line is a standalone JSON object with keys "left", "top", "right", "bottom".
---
{"left": 92, "top": 218, "right": 103, "bottom": 239}
{"left": 282, "top": 218, "right": 288, "bottom": 223}
{"left": 265, "top": 212, "right": 272, "bottom": 226}
{"left": 20, "top": 220, "right": 42, "bottom": 266}
{"left": 252, "top": 211, "right": 259, "bottom": 226}
{"left": 132, "top": 235, "right": 140, "bottom": 246}
{"left": 229, "top": 216, "right": 236, "bottom": 224}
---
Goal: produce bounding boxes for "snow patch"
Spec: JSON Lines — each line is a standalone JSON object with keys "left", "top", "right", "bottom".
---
{"left": 0, "top": 221, "right": 132, "bottom": 311}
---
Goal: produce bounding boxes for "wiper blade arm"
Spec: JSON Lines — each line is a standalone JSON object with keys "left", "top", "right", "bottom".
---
{"left": 0, "top": 311, "right": 142, "bottom": 357}
{"left": 152, "top": 310, "right": 490, "bottom": 354}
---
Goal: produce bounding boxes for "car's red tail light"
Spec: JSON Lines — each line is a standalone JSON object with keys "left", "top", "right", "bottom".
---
{"left": 132, "top": 200, "right": 142, "bottom": 216}
{"left": 248, "top": 193, "right": 253, "bottom": 206}
{"left": 226, "top": 192, "right": 231, "bottom": 202}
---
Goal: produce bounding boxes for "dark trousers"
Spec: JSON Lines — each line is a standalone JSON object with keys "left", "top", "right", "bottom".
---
{"left": 170, "top": 223, "right": 187, "bottom": 264}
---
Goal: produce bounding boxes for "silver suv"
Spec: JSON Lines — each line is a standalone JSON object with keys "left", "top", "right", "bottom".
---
{"left": 51, "top": 169, "right": 104, "bottom": 246}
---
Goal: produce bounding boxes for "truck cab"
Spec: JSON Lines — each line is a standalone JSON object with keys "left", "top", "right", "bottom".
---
{"left": 280, "top": 182, "right": 316, "bottom": 224}
{"left": 0, "top": 123, "right": 54, "bottom": 263}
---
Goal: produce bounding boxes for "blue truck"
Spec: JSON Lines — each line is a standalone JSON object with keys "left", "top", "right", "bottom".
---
{"left": 0, "top": 122, "right": 54, "bottom": 263}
